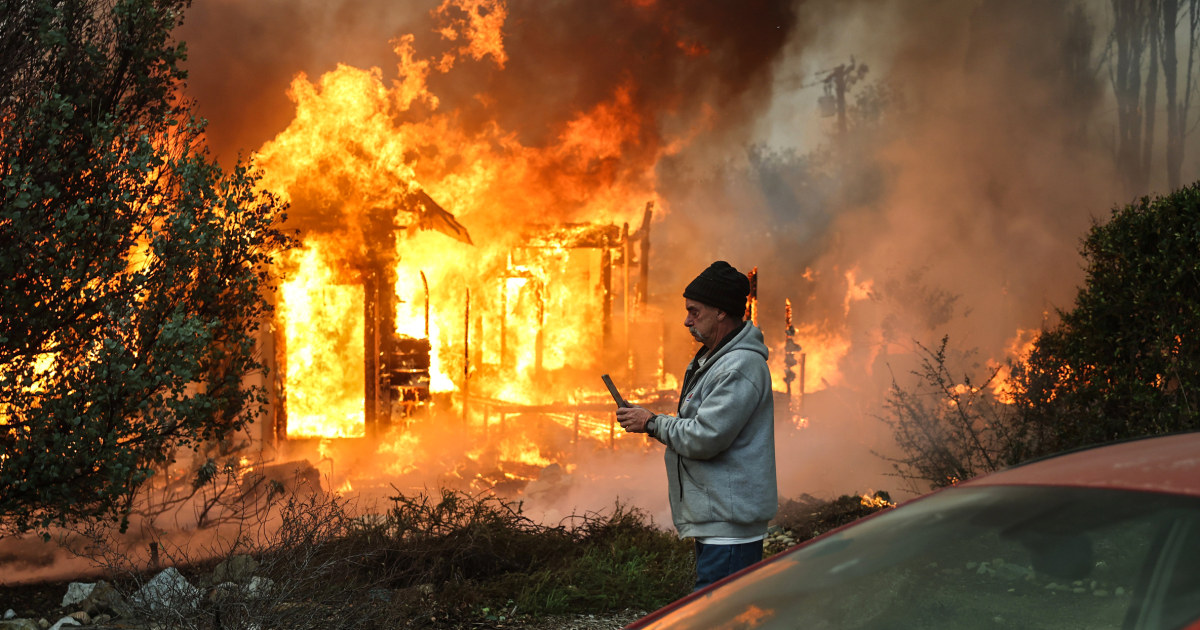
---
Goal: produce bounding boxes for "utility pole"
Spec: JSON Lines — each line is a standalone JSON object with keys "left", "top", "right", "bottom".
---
{"left": 818, "top": 57, "right": 868, "bottom": 145}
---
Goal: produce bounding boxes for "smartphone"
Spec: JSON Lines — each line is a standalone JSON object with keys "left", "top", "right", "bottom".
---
{"left": 601, "top": 374, "right": 630, "bottom": 408}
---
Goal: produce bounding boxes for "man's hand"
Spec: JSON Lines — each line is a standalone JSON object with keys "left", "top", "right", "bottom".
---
{"left": 616, "top": 405, "right": 654, "bottom": 433}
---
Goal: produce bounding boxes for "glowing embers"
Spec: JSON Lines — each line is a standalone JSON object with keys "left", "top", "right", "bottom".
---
{"left": 279, "top": 245, "right": 366, "bottom": 439}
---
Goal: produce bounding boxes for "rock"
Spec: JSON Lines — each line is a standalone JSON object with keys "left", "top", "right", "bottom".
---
{"left": 1, "top": 611, "right": 13, "bottom": 620}
{"left": 209, "top": 576, "right": 275, "bottom": 606}
{"left": 46, "top": 616, "right": 80, "bottom": 630}
{"left": 246, "top": 576, "right": 274, "bottom": 599}
{"left": 209, "top": 582, "right": 239, "bottom": 605}
{"left": 0, "top": 619, "right": 39, "bottom": 630}
{"left": 75, "top": 580, "right": 126, "bottom": 617}
{"left": 131, "top": 567, "right": 201, "bottom": 612}
{"left": 60, "top": 583, "right": 94, "bottom": 609}
{"left": 994, "top": 563, "right": 1031, "bottom": 581}
{"left": 212, "top": 554, "right": 259, "bottom": 585}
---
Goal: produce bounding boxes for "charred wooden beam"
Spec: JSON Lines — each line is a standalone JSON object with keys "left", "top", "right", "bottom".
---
{"left": 274, "top": 312, "right": 289, "bottom": 445}
{"left": 463, "top": 288, "right": 471, "bottom": 424}
{"left": 602, "top": 238, "right": 613, "bottom": 348}
{"left": 747, "top": 266, "right": 758, "bottom": 325}
{"left": 522, "top": 223, "right": 622, "bottom": 248}
{"left": 638, "top": 202, "right": 652, "bottom": 307}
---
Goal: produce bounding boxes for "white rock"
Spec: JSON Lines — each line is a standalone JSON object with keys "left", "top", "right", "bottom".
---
{"left": 246, "top": 576, "right": 274, "bottom": 599}
{"left": 131, "top": 567, "right": 201, "bottom": 611}
{"left": 47, "top": 616, "right": 81, "bottom": 630}
{"left": 60, "top": 583, "right": 96, "bottom": 608}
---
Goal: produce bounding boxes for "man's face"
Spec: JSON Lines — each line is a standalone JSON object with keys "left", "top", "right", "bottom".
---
{"left": 684, "top": 298, "right": 723, "bottom": 347}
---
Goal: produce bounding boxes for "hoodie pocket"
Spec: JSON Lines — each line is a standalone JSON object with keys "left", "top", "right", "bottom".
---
{"left": 676, "top": 459, "right": 715, "bottom": 522}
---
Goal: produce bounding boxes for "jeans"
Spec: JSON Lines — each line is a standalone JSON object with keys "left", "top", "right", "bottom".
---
{"left": 694, "top": 540, "right": 763, "bottom": 591}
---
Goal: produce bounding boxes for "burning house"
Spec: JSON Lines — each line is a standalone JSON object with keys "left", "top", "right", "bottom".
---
{"left": 262, "top": 198, "right": 700, "bottom": 497}
{"left": 236, "top": 59, "right": 696, "bottom": 490}
{"left": 269, "top": 196, "right": 666, "bottom": 448}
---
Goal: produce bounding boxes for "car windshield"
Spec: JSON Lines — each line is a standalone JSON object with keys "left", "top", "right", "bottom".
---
{"left": 637, "top": 486, "right": 1200, "bottom": 630}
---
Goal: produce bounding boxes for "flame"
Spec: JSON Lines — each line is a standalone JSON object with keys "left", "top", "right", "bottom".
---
{"left": 434, "top": 0, "right": 508, "bottom": 68}
{"left": 990, "top": 329, "right": 1039, "bottom": 404}
{"left": 859, "top": 492, "right": 894, "bottom": 509}
{"left": 278, "top": 243, "right": 365, "bottom": 439}
{"left": 843, "top": 268, "right": 875, "bottom": 316}
{"left": 255, "top": 0, "right": 660, "bottom": 460}
{"left": 377, "top": 429, "right": 424, "bottom": 477}
{"left": 774, "top": 323, "right": 851, "bottom": 395}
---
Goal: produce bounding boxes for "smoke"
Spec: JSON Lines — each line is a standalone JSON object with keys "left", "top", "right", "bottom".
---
{"left": 651, "top": 0, "right": 1129, "bottom": 499}
{"left": 179, "top": 0, "right": 801, "bottom": 168}
{"left": 176, "top": 0, "right": 431, "bottom": 163}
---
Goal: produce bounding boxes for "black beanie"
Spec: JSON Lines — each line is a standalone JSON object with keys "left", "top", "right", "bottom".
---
{"left": 683, "top": 261, "right": 750, "bottom": 319}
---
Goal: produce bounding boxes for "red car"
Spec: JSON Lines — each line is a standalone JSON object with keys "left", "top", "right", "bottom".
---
{"left": 627, "top": 431, "right": 1200, "bottom": 630}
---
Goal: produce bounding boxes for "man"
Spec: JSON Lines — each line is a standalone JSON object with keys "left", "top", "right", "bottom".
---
{"left": 617, "top": 260, "right": 777, "bottom": 591}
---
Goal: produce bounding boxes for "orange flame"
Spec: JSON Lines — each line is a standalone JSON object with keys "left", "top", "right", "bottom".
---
{"left": 990, "top": 329, "right": 1039, "bottom": 404}
{"left": 254, "top": 1, "right": 662, "bottom": 462}
{"left": 278, "top": 243, "right": 365, "bottom": 439}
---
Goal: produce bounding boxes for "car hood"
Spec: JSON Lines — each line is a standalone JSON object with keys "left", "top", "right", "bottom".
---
{"left": 963, "top": 431, "right": 1200, "bottom": 497}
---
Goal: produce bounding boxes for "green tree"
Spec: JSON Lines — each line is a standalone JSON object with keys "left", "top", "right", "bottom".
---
{"left": 1009, "top": 184, "right": 1200, "bottom": 453}
{"left": 0, "top": 0, "right": 291, "bottom": 536}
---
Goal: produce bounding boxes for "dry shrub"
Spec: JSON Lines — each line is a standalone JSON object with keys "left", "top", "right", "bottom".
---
{"left": 63, "top": 481, "right": 689, "bottom": 628}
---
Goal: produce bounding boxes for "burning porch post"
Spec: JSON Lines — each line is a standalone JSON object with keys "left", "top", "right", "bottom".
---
{"left": 747, "top": 267, "right": 758, "bottom": 325}
{"left": 784, "top": 299, "right": 802, "bottom": 415}
{"left": 623, "top": 206, "right": 656, "bottom": 386}
{"left": 637, "top": 202, "right": 652, "bottom": 308}
{"left": 273, "top": 323, "right": 289, "bottom": 446}
{"left": 463, "top": 288, "right": 470, "bottom": 424}
{"left": 601, "top": 238, "right": 613, "bottom": 348}
{"left": 363, "top": 207, "right": 398, "bottom": 439}
{"left": 622, "top": 221, "right": 632, "bottom": 377}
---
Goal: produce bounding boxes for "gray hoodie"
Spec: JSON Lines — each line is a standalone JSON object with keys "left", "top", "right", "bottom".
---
{"left": 649, "top": 322, "right": 778, "bottom": 539}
